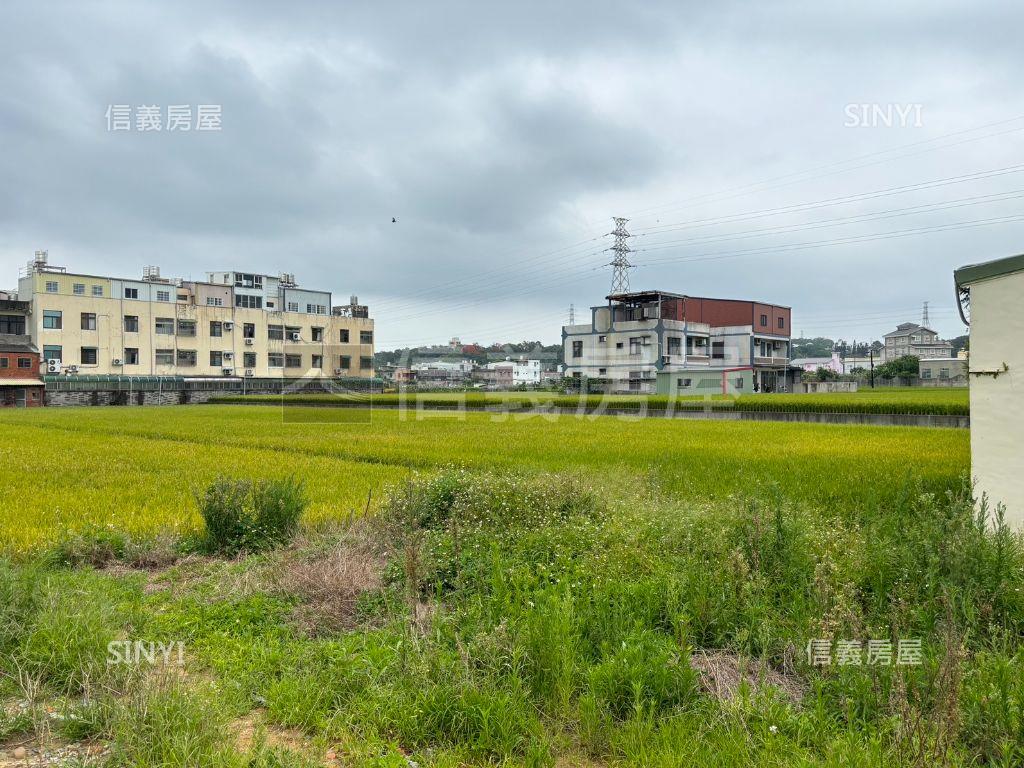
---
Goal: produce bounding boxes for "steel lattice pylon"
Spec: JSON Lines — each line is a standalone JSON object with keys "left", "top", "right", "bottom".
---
{"left": 607, "top": 217, "right": 633, "bottom": 294}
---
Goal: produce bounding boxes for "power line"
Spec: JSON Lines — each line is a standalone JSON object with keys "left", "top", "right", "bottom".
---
{"left": 629, "top": 162, "right": 1024, "bottom": 237}
{"left": 616, "top": 115, "right": 1024, "bottom": 225}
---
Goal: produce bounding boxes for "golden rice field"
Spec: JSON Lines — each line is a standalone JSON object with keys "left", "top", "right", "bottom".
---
{"left": 0, "top": 404, "right": 970, "bottom": 553}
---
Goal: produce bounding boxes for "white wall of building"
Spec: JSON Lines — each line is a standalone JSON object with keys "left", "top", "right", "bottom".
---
{"left": 967, "top": 270, "right": 1024, "bottom": 527}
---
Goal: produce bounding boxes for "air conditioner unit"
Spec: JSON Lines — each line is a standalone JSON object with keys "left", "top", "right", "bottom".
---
{"left": 290, "top": 332, "right": 301, "bottom": 341}
{"left": 244, "top": 338, "right": 254, "bottom": 346}
{"left": 46, "top": 359, "right": 62, "bottom": 374}
{"left": 223, "top": 351, "right": 233, "bottom": 359}
{"left": 222, "top": 368, "right": 234, "bottom": 376}
{"left": 244, "top": 369, "right": 254, "bottom": 377}
{"left": 334, "top": 368, "right": 345, "bottom": 375}
{"left": 223, "top": 322, "right": 234, "bottom": 330}
{"left": 65, "top": 365, "right": 78, "bottom": 374}
{"left": 112, "top": 358, "right": 123, "bottom": 366}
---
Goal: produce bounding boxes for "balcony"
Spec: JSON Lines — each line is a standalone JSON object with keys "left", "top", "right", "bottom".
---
{"left": 685, "top": 354, "right": 711, "bottom": 364}
{"left": 754, "top": 356, "right": 789, "bottom": 367}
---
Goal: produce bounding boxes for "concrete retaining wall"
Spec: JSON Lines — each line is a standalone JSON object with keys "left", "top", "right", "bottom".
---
{"left": 45, "top": 388, "right": 282, "bottom": 407}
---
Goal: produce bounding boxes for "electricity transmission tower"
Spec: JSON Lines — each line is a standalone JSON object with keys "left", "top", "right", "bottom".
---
{"left": 921, "top": 301, "right": 930, "bottom": 327}
{"left": 568, "top": 303, "right": 575, "bottom": 325}
{"left": 607, "top": 217, "right": 634, "bottom": 294}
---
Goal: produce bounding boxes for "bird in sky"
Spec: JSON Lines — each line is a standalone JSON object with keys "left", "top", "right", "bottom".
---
{"left": 392, "top": 217, "right": 397, "bottom": 223}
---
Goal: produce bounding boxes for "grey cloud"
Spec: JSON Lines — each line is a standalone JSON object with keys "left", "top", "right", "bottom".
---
{"left": 1, "top": 0, "right": 1022, "bottom": 346}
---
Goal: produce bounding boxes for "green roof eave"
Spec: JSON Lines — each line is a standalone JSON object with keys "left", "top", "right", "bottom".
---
{"left": 954, "top": 252, "right": 1024, "bottom": 289}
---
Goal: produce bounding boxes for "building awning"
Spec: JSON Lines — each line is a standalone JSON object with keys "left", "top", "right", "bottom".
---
{"left": 0, "top": 379, "right": 45, "bottom": 387}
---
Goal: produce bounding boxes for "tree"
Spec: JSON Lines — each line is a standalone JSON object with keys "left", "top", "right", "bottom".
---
{"left": 875, "top": 354, "right": 919, "bottom": 379}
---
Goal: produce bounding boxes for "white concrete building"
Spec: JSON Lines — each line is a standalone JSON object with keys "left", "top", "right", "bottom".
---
{"left": 563, "top": 290, "right": 791, "bottom": 394}
{"left": 955, "top": 253, "right": 1024, "bottom": 527}
{"left": 484, "top": 358, "right": 541, "bottom": 386}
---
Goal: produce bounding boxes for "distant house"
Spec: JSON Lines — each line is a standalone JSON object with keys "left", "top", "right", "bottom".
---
{"left": 0, "top": 298, "right": 45, "bottom": 407}
{"left": 790, "top": 353, "right": 844, "bottom": 374}
{"left": 954, "top": 252, "right": 1024, "bottom": 527}
{"left": 882, "top": 323, "right": 952, "bottom": 362}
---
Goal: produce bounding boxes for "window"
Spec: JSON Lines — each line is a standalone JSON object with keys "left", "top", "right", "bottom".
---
{"left": 268, "top": 353, "right": 284, "bottom": 368}
{"left": 339, "top": 329, "right": 350, "bottom": 343}
{"left": 360, "top": 330, "right": 373, "bottom": 344}
{"left": 306, "top": 304, "right": 314, "bottom": 314}
{"left": 243, "top": 323, "right": 255, "bottom": 339}
{"left": 777, "top": 316, "right": 784, "bottom": 330}
{"left": 0, "top": 315, "right": 25, "bottom": 334}
{"left": 155, "top": 318, "right": 174, "bottom": 335}
{"left": 155, "top": 349, "right": 174, "bottom": 365}
{"left": 124, "top": 315, "right": 139, "bottom": 332}
{"left": 233, "top": 273, "right": 263, "bottom": 289}
{"left": 243, "top": 352, "right": 256, "bottom": 368}
{"left": 206, "top": 297, "right": 223, "bottom": 306}
{"left": 80, "top": 313, "right": 97, "bottom": 331}
{"left": 629, "top": 337, "right": 642, "bottom": 355}
{"left": 177, "top": 320, "right": 196, "bottom": 337}
{"left": 285, "top": 326, "right": 301, "bottom": 340}
{"left": 156, "top": 290, "right": 170, "bottom": 302}
{"left": 209, "top": 321, "right": 222, "bottom": 337}
{"left": 176, "top": 350, "right": 197, "bottom": 366}
{"left": 43, "top": 310, "right": 62, "bottom": 329}
{"left": 940, "top": 368, "right": 950, "bottom": 379}
{"left": 45, "top": 281, "right": 58, "bottom": 293}
{"left": 92, "top": 285, "right": 103, "bottom": 297}
{"left": 616, "top": 341, "right": 624, "bottom": 349}
{"left": 210, "top": 351, "right": 224, "bottom": 367}
{"left": 124, "top": 287, "right": 139, "bottom": 299}
{"left": 598, "top": 335, "right": 607, "bottom": 343}
{"left": 43, "top": 345, "right": 61, "bottom": 362}
{"left": 80, "top": 347, "right": 98, "bottom": 365}
{"left": 268, "top": 325, "right": 284, "bottom": 340}
{"left": 338, "top": 355, "right": 351, "bottom": 370}
{"left": 17, "top": 357, "right": 31, "bottom": 369}
{"left": 177, "top": 293, "right": 189, "bottom": 302}
{"left": 921, "top": 368, "right": 932, "bottom": 379}
{"left": 0, "top": 357, "right": 7, "bottom": 368}
{"left": 285, "top": 354, "right": 303, "bottom": 368}
{"left": 124, "top": 348, "right": 139, "bottom": 365}
{"left": 266, "top": 301, "right": 275, "bottom": 309}
{"left": 712, "top": 341, "right": 725, "bottom": 360}
{"left": 734, "top": 377, "right": 744, "bottom": 389}
{"left": 572, "top": 340, "right": 583, "bottom": 358}
{"left": 73, "top": 283, "right": 85, "bottom": 295}
{"left": 360, "top": 356, "right": 373, "bottom": 370}
{"left": 760, "top": 314, "right": 768, "bottom": 325}
{"left": 678, "top": 378, "right": 692, "bottom": 387}
{"left": 287, "top": 301, "right": 299, "bottom": 312}
{"left": 667, "top": 337, "right": 681, "bottom": 355}
{"left": 598, "top": 368, "right": 607, "bottom": 376}
{"left": 311, "top": 327, "right": 324, "bottom": 342}
{"left": 235, "top": 295, "right": 263, "bottom": 309}
{"left": 311, "top": 354, "right": 323, "bottom": 369}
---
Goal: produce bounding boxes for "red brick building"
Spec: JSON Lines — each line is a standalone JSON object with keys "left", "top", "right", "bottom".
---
{"left": 1, "top": 299, "right": 45, "bottom": 407}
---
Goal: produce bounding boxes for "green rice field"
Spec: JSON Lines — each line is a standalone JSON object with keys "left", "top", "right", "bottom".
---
{"left": 0, "top": 404, "right": 968, "bottom": 553}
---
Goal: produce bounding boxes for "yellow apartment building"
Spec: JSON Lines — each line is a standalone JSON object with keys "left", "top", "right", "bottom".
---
{"left": 16, "top": 254, "right": 374, "bottom": 379}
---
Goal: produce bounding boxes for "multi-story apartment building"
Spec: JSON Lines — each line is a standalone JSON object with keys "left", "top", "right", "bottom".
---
{"left": 562, "top": 290, "right": 791, "bottom": 394}
{"left": 15, "top": 253, "right": 374, "bottom": 379}
{"left": 882, "top": 323, "right": 952, "bottom": 362}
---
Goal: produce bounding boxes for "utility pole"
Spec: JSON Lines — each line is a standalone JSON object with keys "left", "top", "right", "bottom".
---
{"left": 869, "top": 348, "right": 875, "bottom": 389}
{"left": 607, "top": 217, "right": 634, "bottom": 294}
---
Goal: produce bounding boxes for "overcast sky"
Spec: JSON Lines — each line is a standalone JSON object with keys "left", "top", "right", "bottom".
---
{"left": 2, "top": 1, "right": 1023, "bottom": 348}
